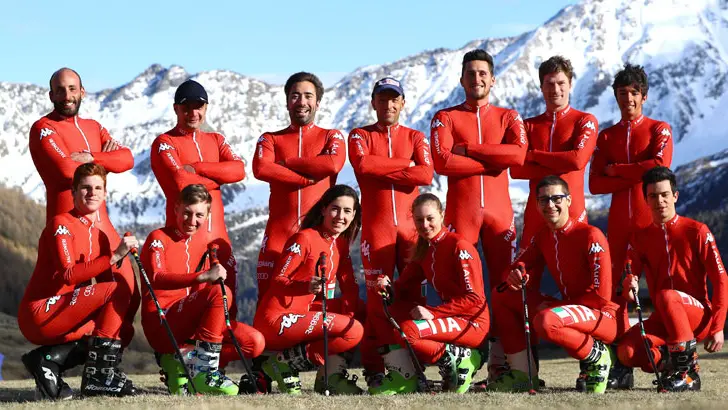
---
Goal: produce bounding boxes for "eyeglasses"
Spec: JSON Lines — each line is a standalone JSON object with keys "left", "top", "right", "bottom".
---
{"left": 537, "top": 194, "right": 569, "bottom": 207}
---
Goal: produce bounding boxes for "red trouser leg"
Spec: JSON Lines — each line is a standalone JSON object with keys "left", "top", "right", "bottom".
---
{"left": 479, "top": 214, "right": 517, "bottom": 290}
{"left": 491, "top": 288, "right": 546, "bottom": 355}
{"left": 617, "top": 290, "right": 712, "bottom": 372}
{"left": 143, "top": 285, "right": 232, "bottom": 353}
{"left": 19, "top": 282, "right": 130, "bottom": 345}
{"left": 534, "top": 304, "right": 617, "bottom": 360}
{"left": 257, "top": 311, "right": 363, "bottom": 366}
{"left": 400, "top": 316, "right": 490, "bottom": 365}
{"left": 256, "top": 221, "right": 295, "bottom": 303}
{"left": 607, "top": 224, "right": 631, "bottom": 337}
{"left": 219, "top": 321, "right": 266, "bottom": 368}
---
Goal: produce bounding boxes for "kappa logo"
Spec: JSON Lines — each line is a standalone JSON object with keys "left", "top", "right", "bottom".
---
{"left": 45, "top": 296, "right": 61, "bottom": 313}
{"left": 54, "top": 225, "right": 70, "bottom": 236}
{"left": 257, "top": 136, "right": 267, "bottom": 144}
{"left": 42, "top": 366, "right": 57, "bottom": 385}
{"left": 278, "top": 313, "right": 306, "bottom": 335}
{"left": 287, "top": 242, "right": 302, "bottom": 255}
{"left": 589, "top": 242, "right": 605, "bottom": 254}
{"left": 39, "top": 128, "right": 54, "bottom": 139}
{"left": 362, "top": 240, "right": 371, "bottom": 262}
{"left": 514, "top": 114, "right": 523, "bottom": 123}
{"left": 583, "top": 121, "right": 596, "bottom": 131}
{"left": 260, "top": 235, "right": 269, "bottom": 254}
{"left": 350, "top": 133, "right": 364, "bottom": 141}
{"left": 459, "top": 250, "right": 473, "bottom": 260}
{"left": 158, "top": 142, "right": 174, "bottom": 152}
{"left": 422, "top": 137, "right": 430, "bottom": 145}
{"left": 150, "top": 239, "right": 164, "bottom": 249}
{"left": 661, "top": 128, "right": 671, "bottom": 137}
{"left": 331, "top": 132, "right": 344, "bottom": 141}
{"left": 706, "top": 233, "right": 715, "bottom": 244}
{"left": 431, "top": 119, "right": 444, "bottom": 129}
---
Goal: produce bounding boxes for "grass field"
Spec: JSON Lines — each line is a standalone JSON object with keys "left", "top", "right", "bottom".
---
{"left": 2, "top": 351, "right": 728, "bottom": 409}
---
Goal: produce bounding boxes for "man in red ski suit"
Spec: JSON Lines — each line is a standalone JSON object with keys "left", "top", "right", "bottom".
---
{"left": 617, "top": 166, "right": 726, "bottom": 392}
{"left": 348, "top": 77, "right": 434, "bottom": 381}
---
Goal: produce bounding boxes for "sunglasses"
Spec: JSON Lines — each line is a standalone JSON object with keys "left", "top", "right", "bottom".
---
{"left": 537, "top": 194, "right": 569, "bottom": 207}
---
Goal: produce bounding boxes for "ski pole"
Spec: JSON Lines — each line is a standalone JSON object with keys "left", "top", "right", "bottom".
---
{"left": 316, "top": 252, "right": 330, "bottom": 396}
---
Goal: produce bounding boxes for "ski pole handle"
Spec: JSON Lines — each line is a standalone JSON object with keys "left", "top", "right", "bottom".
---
{"left": 497, "top": 262, "right": 526, "bottom": 292}
{"left": 208, "top": 243, "right": 220, "bottom": 265}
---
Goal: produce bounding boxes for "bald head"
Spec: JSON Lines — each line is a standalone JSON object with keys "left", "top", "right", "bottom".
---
{"left": 49, "top": 68, "right": 85, "bottom": 118}
{"left": 50, "top": 68, "right": 83, "bottom": 89}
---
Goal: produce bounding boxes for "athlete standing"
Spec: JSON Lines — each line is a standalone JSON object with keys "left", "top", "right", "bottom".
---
{"left": 348, "top": 77, "right": 434, "bottom": 385}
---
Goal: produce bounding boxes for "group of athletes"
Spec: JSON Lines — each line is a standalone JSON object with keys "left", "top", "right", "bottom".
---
{"left": 17, "top": 48, "right": 726, "bottom": 400}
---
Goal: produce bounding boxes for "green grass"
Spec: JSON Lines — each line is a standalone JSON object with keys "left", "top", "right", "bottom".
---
{"left": 2, "top": 351, "right": 728, "bottom": 409}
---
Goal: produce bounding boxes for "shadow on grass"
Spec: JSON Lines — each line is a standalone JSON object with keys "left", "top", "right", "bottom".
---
{"left": 0, "top": 385, "right": 170, "bottom": 403}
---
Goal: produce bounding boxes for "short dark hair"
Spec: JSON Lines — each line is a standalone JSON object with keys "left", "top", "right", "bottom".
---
{"left": 536, "top": 175, "right": 570, "bottom": 196}
{"left": 462, "top": 49, "right": 494, "bottom": 76}
{"left": 72, "top": 163, "right": 106, "bottom": 192}
{"left": 50, "top": 67, "right": 83, "bottom": 90}
{"left": 300, "top": 184, "right": 361, "bottom": 242}
{"left": 641, "top": 166, "right": 677, "bottom": 197}
{"left": 612, "top": 63, "right": 649, "bottom": 96}
{"left": 410, "top": 193, "right": 444, "bottom": 262}
{"left": 284, "top": 72, "right": 324, "bottom": 103}
{"left": 178, "top": 184, "right": 212, "bottom": 207}
{"left": 539, "top": 56, "right": 574, "bottom": 86}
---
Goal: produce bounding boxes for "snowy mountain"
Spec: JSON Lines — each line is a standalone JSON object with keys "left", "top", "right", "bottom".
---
{"left": 1, "top": 0, "right": 727, "bottom": 233}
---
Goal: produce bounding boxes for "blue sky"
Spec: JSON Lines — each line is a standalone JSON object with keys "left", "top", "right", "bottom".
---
{"left": 0, "top": 0, "right": 577, "bottom": 91}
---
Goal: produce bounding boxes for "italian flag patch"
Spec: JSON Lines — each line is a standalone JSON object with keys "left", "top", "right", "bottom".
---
{"left": 414, "top": 319, "right": 433, "bottom": 337}
{"left": 552, "top": 307, "right": 575, "bottom": 325}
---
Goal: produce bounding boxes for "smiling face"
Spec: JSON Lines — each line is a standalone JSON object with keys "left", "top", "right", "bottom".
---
{"left": 72, "top": 175, "right": 106, "bottom": 215}
{"left": 413, "top": 201, "right": 444, "bottom": 241}
{"left": 49, "top": 69, "right": 85, "bottom": 118}
{"left": 541, "top": 71, "right": 571, "bottom": 112}
{"left": 287, "top": 80, "right": 319, "bottom": 126}
{"left": 615, "top": 85, "right": 647, "bottom": 121}
{"left": 321, "top": 195, "right": 356, "bottom": 237}
{"left": 460, "top": 60, "right": 495, "bottom": 104}
{"left": 174, "top": 201, "right": 210, "bottom": 236}
{"left": 537, "top": 184, "right": 572, "bottom": 230}
{"left": 645, "top": 180, "right": 678, "bottom": 224}
{"left": 174, "top": 101, "right": 207, "bottom": 131}
{"left": 372, "top": 89, "right": 404, "bottom": 126}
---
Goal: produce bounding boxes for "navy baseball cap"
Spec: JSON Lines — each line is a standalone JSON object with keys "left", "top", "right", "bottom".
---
{"left": 372, "top": 77, "right": 404, "bottom": 98}
{"left": 174, "top": 80, "right": 208, "bottom": 104}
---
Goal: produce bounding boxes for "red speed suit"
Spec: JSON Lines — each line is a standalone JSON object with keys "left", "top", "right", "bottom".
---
{"left": 18, "top": 211, "right": 132, "bottom": 345}
{"left": 430, "top": 102, "right": 527, "bottom": 288}
{"left": 140, "top": 226, "right": 265, "bottom": 367}
{"left": 252, "top": 124, "right": 346, "bottom": 300}
{"left": 29, "top": 112, "right": 137, "bottom": 341}
{"left": 492, "top": 219, "right": 619, "bottom": 360}
{"left": 150, "top": 127, "right": 245, "bottom": 316}
{"left": 253, "top": 227, "right": 362, "bottom": 366}
{"left": 371, "top": 229, "right": 489, "bottom": 364}
{"left": 348, "top": 122, "right": 434, "bottom": 372}
{"left": 511, "top": 106, "right": 598, "bottom": 245}
{"left": 617, "top": 215, "right": 727, "bottom": 371}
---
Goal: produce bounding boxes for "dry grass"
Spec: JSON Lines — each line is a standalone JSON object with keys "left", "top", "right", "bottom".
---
{"left": 2, "top": 351, "right": 728, "bottom": 409}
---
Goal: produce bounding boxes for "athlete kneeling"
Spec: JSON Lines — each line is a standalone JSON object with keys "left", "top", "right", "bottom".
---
{"left": 254, "top": 185, "right": 364, "bottom": 395}
{"left": 140, "top": 184, "right": 265, "bottom": 395}
{"left": 488, "top": 175, "right": 618, "bottom": 394}
{"left": 372, "top": 193, "right": 488, "bottom": 394}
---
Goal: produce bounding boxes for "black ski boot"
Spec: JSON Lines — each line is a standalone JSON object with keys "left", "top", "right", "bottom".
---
{"left": 606, "top": 346, "right": 634, "bottom": 390}
{"left": 81, "top": 336, "right": 136, "bottom": 397}
{"left": 22, "top": 340, "right": 85, "bottom": 400}
{"left": 663, "top": 340, "right": 700, "bottom": 392}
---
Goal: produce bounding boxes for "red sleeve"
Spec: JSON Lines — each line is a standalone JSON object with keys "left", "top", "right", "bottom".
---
{"left": 429, "top": 241, "right": 487, "bottom": 318}
{"left": 141, "top": 234, "right": 200, "bottom": 290}
{"left": 513, "top": 235, "right": 547, "bottom": 291}
{"left": 462, "top": 110, "right": 527, "bottom": 169}
{"left": 284, "top": 130, "right": 346, "bottom": 180}
{"left": 393, "top": 261, "right": 426, "bottom": 304}
{"left": 571, "top": 229, "right": 615, "bottom": 311}
{"left": 50, "top": 218, "right": 112, "bottom": 286}
{"left": 271, "top": 233, "right": 313, "bottom": 296}
{"left": 29, "top": 122, "right": 79, "bottom": 185}
{"left": 527, "top": 115, "right": 598, "bottom": 173}
{"left": 588, "top": 133, "right": 634, "bottom": 194}
{"left": 384, "top": 131, "right": 434, "bottom": 186}
{"left": 348, "top": 130, "right": 413, "bottom": 179}
{"left": 252, "top": 133, "right": 311, "bottom": 186}
{"left": 151, "top": 135, "right": 220, "bottom": 192}
{"left": 430, "top": 112, "right": 490, "bottom": 177}
{"left": 91, "top": 125, "right": 134, "bottom": 173}
{"left": 191, "top": 133, "right": 246, "bottom": 184}
{"left": 699, "top": 225, "right": 728, "bottom": 335}
{"left": 335, "top": 241, "right": 360, "bottom": 316}
{"left": 611, "top": 123, "right": 673, "bottom": 181}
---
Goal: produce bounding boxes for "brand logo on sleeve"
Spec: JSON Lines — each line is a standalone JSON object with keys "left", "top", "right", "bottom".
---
{"left": 54, "top": 225, "right": 70, "bottom": 236}
{"left": 361, "top": 240, "right": 371, "bottom": 262}
{"left": 583, "top": 121, "right": 596, "bottom": 131}
{"left": 287, "top": 243, "right": 302, "bottom": 255}
{"left": 706, "top": 233, "right": 715, "bottom": 244}
{"left": 39, "top": 128, "right": 55, "bottom": 139}
{"left": 589, "top": 242, "right": 605, "bottom": 254}
{"left": 150, "top": 239, "right": 164, "bottom": 249}
{"left": 661, "top": 128, "right": 671, "bottom": 137}
{"left": 431, "top": 119, "right": 444, "bottom": 129}
{"left": 331, "top": 132, "right": 344, "bottom": 140}
{"left": 458, "top": 250, "right": 473, "bottom": 260}
{"left": 158, "top": 142, "right": 174, "bottom": 152}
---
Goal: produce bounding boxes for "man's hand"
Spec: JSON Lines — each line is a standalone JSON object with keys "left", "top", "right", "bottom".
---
{"left": 309, "top": 276, "right": 324, "bottom": 294}
{"left": 506, "top": 266, "right": 529, "bottom": 291}
{"left": 197, "top": 263, "right": 227, "bottom": 283}
{"left": 110, "top": 235, "right": 139, "bottom": 266}
{"left": 452, "top": 144, "right": 467, "bottom": 156}
{"left": 622, "top": 274, "right": 638, "bottom": 302}
{"left": 183, "top": 164, "right": 196, "bottom": 174}
{"left": 409, "top": 161, "right": 416, "bottom": 167}
{"left": 102, "top": 140, "right": 120, "bottom": 152}
{"left": 70, "top": 152, "right": 94, "bottom": 163}
{"left": 410, "top": 305, "right": 434, "bottom": 320}
{"left": 704, "top": 330, "right": 724, "bottom": 353}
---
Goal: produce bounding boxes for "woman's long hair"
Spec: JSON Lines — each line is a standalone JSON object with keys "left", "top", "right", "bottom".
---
{"left": 300, "top": 184, "right": 362, "bottom": 243}
{"left": 410, "top": 193, "right": 444, "bottom": 262}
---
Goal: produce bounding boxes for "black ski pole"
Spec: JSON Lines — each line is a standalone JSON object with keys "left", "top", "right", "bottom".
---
{"left": 316, "top": 252, "right": 330, "bottom": 396}
{"left": 516, "top": 262, "right": 537, "bottom": 395}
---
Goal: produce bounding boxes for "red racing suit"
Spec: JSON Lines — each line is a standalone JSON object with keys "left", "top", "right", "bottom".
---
{"left": 252, "top": 124, "right": 346, "bottom": 300}
{"left": 28, "top": 112, "right": 138, "bottom": 338}
{"left": 373, "top": 230, "right": 490, "bottom": 364}
{"left": 140, "top": 226, "right": 265, "bottom": 365}
{"left": 430, "top": 102, "right": 527, "bottom": 288}
{"left": 618, "top": 214, "right": 727, "bottom": 371}
{"left": 492, "top": 219, "right": 619, "bottom": 360}
{"left": 253, "top": 227, "right": 362, "bottom": 365}
{"left": 18, "top": 210, "right": 133, "bottom": 345}
{"left": 511, "top": 106, "right": 598, "bottom": 245}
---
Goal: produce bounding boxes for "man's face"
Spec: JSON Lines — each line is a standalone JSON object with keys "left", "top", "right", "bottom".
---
{"left": 49, "top": 70, "right": 85, "bottom": 117}
{"left": 174, "top": 101, "right": 207, "bottom": 131}
{"left": 615, "top": 85, "right": 647, "bottom": 120}
{"left": 541, "top": 71, "right": 571, "bottom": 111}
{"left": 645, "top": 180, "right": 678, "bottom": 224}
{"left": 460, "top": 60, "right": 495, "bottom": 102}
{"left": 371, "top": 90, "right": 405, "bottom": 126}
{"left": 537, "top": 184, "right": 571, "bottom": 229}
{"left": 287, "top": 81, "right": 319, "bottom": 126}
